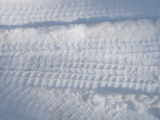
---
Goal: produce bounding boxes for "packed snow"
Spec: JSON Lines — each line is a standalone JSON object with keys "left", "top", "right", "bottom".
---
{"left": 0, "top": 0, "right": 160, "bottom": 120}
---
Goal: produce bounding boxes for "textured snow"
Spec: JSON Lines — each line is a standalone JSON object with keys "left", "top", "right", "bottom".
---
{"left": 0, "top": 0, "right": 160, "bottom": 120}
{"left": 0, "top": 0, "right": 160, "bottom": 26}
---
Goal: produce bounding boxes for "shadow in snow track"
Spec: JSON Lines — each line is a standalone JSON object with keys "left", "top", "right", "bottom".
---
{"left": 0, "top": 16, "right": 159, "bottom": 29}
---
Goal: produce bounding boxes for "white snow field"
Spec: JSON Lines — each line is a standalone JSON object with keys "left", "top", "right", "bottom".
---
{"left": 0, "top": 0, "right": 160, "bottom": 120}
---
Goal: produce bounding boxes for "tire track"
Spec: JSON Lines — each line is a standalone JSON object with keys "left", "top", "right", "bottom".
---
{"left": 0, "top": 62, "right": 159, "bottom": 93}
{"left": 0, "top": 0, "right": 160, "bottom": 26}
{"left": 0, "top": 1, "right": 160, "bottom": 119}
{"left": 1, "top": 40, "right": 160, "bottom": 53}
{"left": 0, "top": 43, "right": 159, "bottom": 93}
{"left": 0, "top": 19, "right": 160, "bottom": 95}
{"left": 0, "top": 86, "right": 160, "bottom": 120}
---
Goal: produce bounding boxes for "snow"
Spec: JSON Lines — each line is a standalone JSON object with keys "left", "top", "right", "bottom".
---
{"left": 1, "top": 0, "right": 160, "bottom": 26}
{"left": 0, "top": 86, "right": 160, "bottom": 120}
{"left": 0, "top": 0, "right": 160, "bottom": 120}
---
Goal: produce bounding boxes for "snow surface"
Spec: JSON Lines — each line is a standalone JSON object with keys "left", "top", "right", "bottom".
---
{"left": 0, "top": 0, "right": 160, "bottom": 120}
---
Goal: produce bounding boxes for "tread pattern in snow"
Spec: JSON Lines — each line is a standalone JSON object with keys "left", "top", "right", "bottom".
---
{"left": 0, "top": 0, "right": 160, "bottom": 26}
{"left": 1, "top": 86, "right": 159, "bottom": 120}
{"left": 0, "top": 1, "right": 160, "bottom": 119}
{"left": 0, "top": 36, "right": 160, "bottom": 94}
